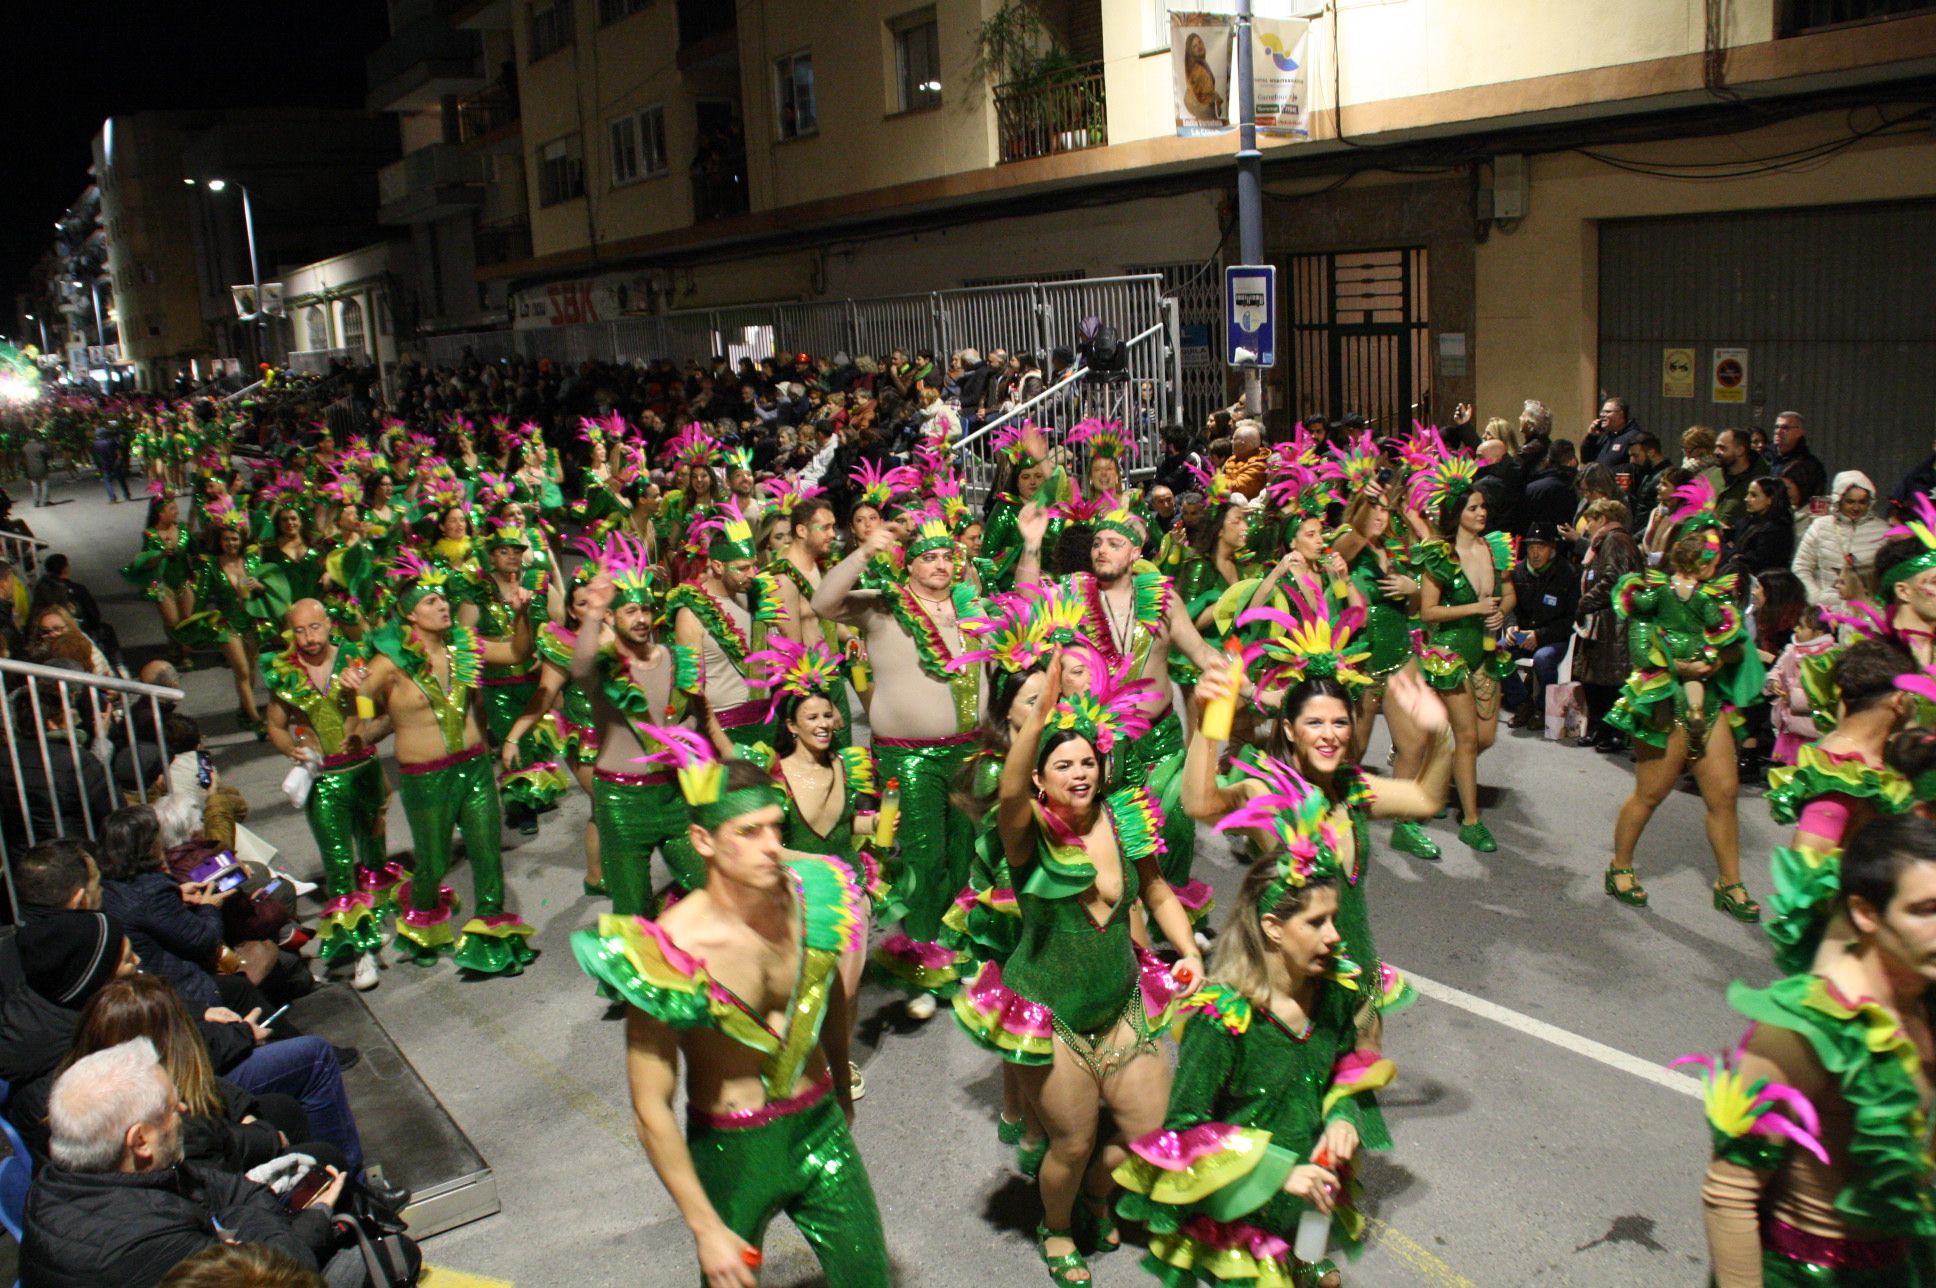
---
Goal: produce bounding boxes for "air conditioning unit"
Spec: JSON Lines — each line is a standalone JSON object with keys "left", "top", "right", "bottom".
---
{"left": 1491, "top": 153, "right": 1528, "bottom": 221}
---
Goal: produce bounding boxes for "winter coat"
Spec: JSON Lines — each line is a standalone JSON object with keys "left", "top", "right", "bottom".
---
{"left": 1573, "top": 525, "right": 1643, "bottom": 688}
{"left": 1792, "top": 473, "right": 1890, "bottom": 607}
{"left": 100, "top": 873, "right": 225, "bottom": 1012}
{"left": 1729, "top": 510, "right": 1796, "bottom": 574}
{"left": 1522, "top": 464, "right": 1579, "bottom": 532}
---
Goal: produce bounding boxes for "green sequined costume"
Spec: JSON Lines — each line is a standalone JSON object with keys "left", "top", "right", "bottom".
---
{"left": 263, "top": 640, "right": 398, "bottom": 961}
{"left": 589, "top": 641, "right": 707, "bottom": 916}
{"left": 952, "top": 786, "right": 1185, "bottom": 1069}
{"left": 372, "top": 624, "right": 536, "bottom": 976}
{"left": 1410, "top": 535, "right": 1517, "bottom": 692}
{"left": 1604, "top": 569, "right": 1765, "bottom": 749}
{"left": 777, "top": 744, "right": 885, "bottom": 908}
{"left": 120, "top": 526, "right": 192, "bottom": 604}
{"left": 470, "top": 566, "right": 569, "bottom": 811}
{"left": 571, "top": 857, "right": 889, "bottom": 1287}
{"left": 1114, "top": 981, "right": 1395, "bottom": 1286}
{"left": 1697, "top": 975, "right": 1936, "bottom": 1286}
{"left": 1348, "top": 540, "right": 1418, "bottom": 684}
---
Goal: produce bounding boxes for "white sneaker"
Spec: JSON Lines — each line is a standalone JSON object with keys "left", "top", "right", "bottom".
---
{"left": 352, "top": 954, "right": 381, "bottom": 992}
{"left": 905, "top": 992, "right": 938, "bottom": 1021}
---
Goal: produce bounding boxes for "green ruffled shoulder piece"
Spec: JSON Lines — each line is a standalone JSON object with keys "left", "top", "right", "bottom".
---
{"left": 837, "top": 744, "right": 878, "bottom": 798}
{"left": 1799, "top": 644, "right": 1845, "bottom": 734}
{"left": 1612, "top": 569, "right": 1659, "bottom": 621}
{"left": 568, "top": 914, "right": 773, "bottom": 1056}
{"left": 1021, "top": 802, "right": 1099, "bottom": 900}
{"left": 790, "top": 855, "right": 867, "bottom": 956}
{"left": 1109, "top": 783, "right": 1166, "bottom": 868}
{"left": 1182, "top": 982, "right": 1254, "bottom": 1036}
{"left": 1728, "top": 975, "right": 1936, "bottom": 1239}
{"left": 1766, "top": 744, "right": 1913, "bottom": 827}
{"left": 1482, "top": 529, "right": 1515, "bottom": 574}
{"left": 1408, "top": 539, "right": 1458, "bottom": 588}
{"left": 534, "top": 622, "right": 575, "bottom": 670}
{"left": 668, "top": 643, "right": 702, "bottom": 694}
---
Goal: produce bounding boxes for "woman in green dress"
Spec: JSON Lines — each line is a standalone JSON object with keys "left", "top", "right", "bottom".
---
{"left": 1116, "top": 766, "right": 1399, "bottom": 1288}
{"left": 953, "top": 647, "right": 1202, "bottom": 1285}
{"left": 177, "top": 500, "right": 269, "bottom": 734}
{"left": 120, "top": 495, "right": 193, "bottom": 652}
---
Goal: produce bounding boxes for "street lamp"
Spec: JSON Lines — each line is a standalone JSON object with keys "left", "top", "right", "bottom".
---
{"left": 23, "top": 314, "right": 48, "bottom": 351}
{"left": 185, "top": 176, "right": 265, "bottom": 365}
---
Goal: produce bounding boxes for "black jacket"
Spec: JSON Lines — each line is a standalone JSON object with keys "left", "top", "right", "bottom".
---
{"left": 101, "top": 875, "right": 225, "bottom": 1013}
{"left": 1523, "top": 464, "right": 1580, "bottom": 532}
{"left": 20, "top": 1161, "right": 336, "bottom": 1288}
{"left": 1509, "top": 557, "right": 1580, "bottom": 649}
{"left": 1476, "top": 456, "right": 1526, "bottom": 534}
{"left": 1773, "top": 443, "right": 1827, "bottom": 507}
{"left": 1729, "top": 511, "right": 1795, "bottom": 574}
{"left": 0, "top": 732, "right": 117, "bottom": 851}
{"left": 1593, "top": 421, "right": 1647, "bottom": 469}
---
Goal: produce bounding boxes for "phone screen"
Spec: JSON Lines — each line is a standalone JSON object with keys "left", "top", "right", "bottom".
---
{"left": 212, "top": 866, "right": 248, "bottom": 894}
{"left": 284, "top": 1167, "right": 332, "bottom": 1210}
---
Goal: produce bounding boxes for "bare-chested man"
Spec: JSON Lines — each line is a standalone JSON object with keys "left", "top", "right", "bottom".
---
{"left": 669, "top": 506, "right": 778, "bottom": 755}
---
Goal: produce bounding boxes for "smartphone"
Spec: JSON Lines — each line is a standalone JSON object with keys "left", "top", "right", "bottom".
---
{"left": 1375, "top": 466, "right": 1394, "bottom": 486}
{"left": 284, "top": 1166, "right": 333, "bottom": 1211}
{"left": 189, "top": 852, "right": 239, "bottom": 884}
{"left": 259, "top": 1002, "right": 292, "bottom": 1030}
{"left": 209, "top": 865, "right": 248, "bottom": 895}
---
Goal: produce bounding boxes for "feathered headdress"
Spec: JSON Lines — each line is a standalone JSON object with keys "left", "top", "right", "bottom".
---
{"left": 392, "top": 548, "right": 456, "bottom": 613}
{"left": 474, "top": 471, "right": 515, "bottom": 510}
{"left": 1236, "top": 574, "right": 1375, "bottom": 695}
{"left": 631, "top": 725, "right": 782, "bottom": 829}
{"left": 850, "top": 459, "right": 918, "bottom": 512}
{"left": 664, "top": 422, "right": 722, "bottom": 474}
{"left": 573, "top": 530, "right": 658, "bottom": 608}
{"left": 748, "top": 635, "right": 845, "bottom": 710}
{"left": 1215, "top": 753, "right": 1346, "bottom": 912}
{"left": 1042, "top": 646, "right": 1156, "bottom": 764}
{"left": 1328, "top": 430, "right": 1385, "bottom": 495}
{"left": 905, "top": 507, "right": 957, "bottom": 562}
{"left": 1048, "top": 482, "right": 1114, "bottom": 527}
{"left": 1408, "top": 442, "right": 1481, "bottom": 518}
{"left": 930, "top": 472, "right": 972, "bottom": 533}
{"left": 578, "top": 411, "right": 626, "bottom": 451}
{"left": 483, "top": 517, "right": 530, "bottom": 550}
{"left": 1671, "top": 1037, "right": 1829, "bottom": 1167}
{"left": 205, "top": 495, "right": 246, "bottom": 531}
{"left": 693, "top": 496, "right": 758, "bottom": 563}
{"left": 724, "top": 446, "right": 755, "bottom": 477}
{"left": 991, "top": 421, "right": 1037, "bottom": 466}
{"left": 761, "top": 474, "right": 826, "bottom": 520}
{"left": 955, "top": 593, "right": 1056, "bottom": 675}
{"left": 1881, "top": 492, "right": 1936, "bottom": 593}
{"left": 1067, "top": 417, "right": 1132, "bottom": 464}
{"left": 1667, "top": 476, "right": 1725, "bottom": 561}
{"left": 1265, "top": 460, "right": 1340, "bottom": 523}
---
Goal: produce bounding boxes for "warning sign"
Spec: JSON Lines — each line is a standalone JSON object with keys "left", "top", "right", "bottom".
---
{"left": 1662, "top": 348, "right": 1695, "bottom": 399}
{"left": 1712, "top": 347, "right": 1748, "bottom": 404}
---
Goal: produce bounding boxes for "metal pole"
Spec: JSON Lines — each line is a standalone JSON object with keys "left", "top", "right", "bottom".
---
{"left": 242, "top": 184, "right": 265, "bottom": 368}
{"left": 1234, "top": 0, "right": 1265, "bottom": 417}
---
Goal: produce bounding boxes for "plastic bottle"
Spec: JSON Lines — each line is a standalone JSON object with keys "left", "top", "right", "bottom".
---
{"left": 1293, "top": 1145, "right": 1335, "bottom": 1264}
{"left": 873, "top": 778, "right": 901, "bottom": 848}
{"left": 1198, "top": 637, "right": 1245, "bottom": 742}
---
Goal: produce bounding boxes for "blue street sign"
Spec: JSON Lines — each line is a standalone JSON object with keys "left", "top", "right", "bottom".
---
{"left": 1225, "top": 264, "right": 1275, "bottom": 368}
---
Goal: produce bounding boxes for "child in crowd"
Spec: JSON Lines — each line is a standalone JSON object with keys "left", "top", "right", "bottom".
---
{"left": 1766, "top": 604, "right": 1834, "bottom": 766}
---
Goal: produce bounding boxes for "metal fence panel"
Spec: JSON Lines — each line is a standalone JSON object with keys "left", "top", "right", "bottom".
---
{"left": 421, "top": 329, "right": 517, "bottom": 367}
{"left": 1038, "top": 275, "right": 1170, "bottom": 468}
{"left": 778, "top": 301, "right": 853, "bottom": 362}
{"left": 852, "top": 294, "right": 936, "bottom": 364}
{"left": 661, "top": 312, "right": 721, "bottom": 367}
{"left": 610, "top": 316, "right": 666, "bottom": 365}
{"left": 935, "top": 285, "right": 1041, "bottom": 364}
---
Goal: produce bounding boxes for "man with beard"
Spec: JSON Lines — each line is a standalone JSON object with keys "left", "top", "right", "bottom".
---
{"left": 1876, "top": 507, "right": 1936, "bottom": 668}
{"left": 349, "top": 558, "right": 537, "bottom": 976}
{"left": 770, "top": 496, "right": 853, "bottom": 746}
{"left": 265, "top": 599, "right": 397, "bottom": 990}
{"left": 570, "top": 537, "right": 716, "bottom": 917}
{"left": 669, "top": 500, "right": 782, "bottom": 754}
{"left": 813, "top": 509, "right": 983, "bottom": 1020}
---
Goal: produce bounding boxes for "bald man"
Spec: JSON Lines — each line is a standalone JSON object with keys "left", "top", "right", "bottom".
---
{"left": 1216, "top": 420, "right": 1268, "bottom": 501}
{"left": 264, "top": 599, "right": 395, "bottom": 990}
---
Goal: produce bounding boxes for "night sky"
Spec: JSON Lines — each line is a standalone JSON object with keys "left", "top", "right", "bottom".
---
{"left": 0, "top": 1, "right": 391, "bottom": 299}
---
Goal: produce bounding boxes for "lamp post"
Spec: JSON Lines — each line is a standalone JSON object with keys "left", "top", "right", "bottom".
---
{"left": 184, "top": 176, "right": 266, "bottom": 367}
{"left": 1233, "top": 0, "right": 1264, "bottom": 417}
{"left": 23, "top": 314, "right": 49, "bottom": 352}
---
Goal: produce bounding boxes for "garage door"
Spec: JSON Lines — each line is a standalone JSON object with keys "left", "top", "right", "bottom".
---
{"left": 1598, "top": 199, "right": 1936, "bottom": 499}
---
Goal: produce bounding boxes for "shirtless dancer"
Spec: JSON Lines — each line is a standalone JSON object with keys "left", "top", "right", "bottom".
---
{"left": 669, "top": 506, "right": 777, "bottom": 755}
{"left": 814, "top": 510, "right": 984, "bottom": 1020}
{"left": 769, "top": 497, "right": 853, "bottom": 745}
{"left": 349, "top": 561, "right": 538, "bottom": 976}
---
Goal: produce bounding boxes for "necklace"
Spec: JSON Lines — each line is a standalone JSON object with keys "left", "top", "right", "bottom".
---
{"left": 1102, "top": 584, "right": 1134, "bottom": 650}
{"left": 912, "top": 590, "right": 961, "bottom": 645}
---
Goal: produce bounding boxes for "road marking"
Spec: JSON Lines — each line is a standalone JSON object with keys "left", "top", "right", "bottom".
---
{"left": 1364, "top": 1217, "right": 1479, "bottom": 1288}
{"left": 423, "top": 1268, "right": 515, "bottom": 1287}
{"left": 1404, "top": 969, "right": 1701, "bottom": 1100}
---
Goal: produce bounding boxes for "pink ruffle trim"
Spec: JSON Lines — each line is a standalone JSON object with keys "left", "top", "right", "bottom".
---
{"left": 1136, "top": 946, "right": 1182, "bottom": 1021}
{"left": 357, "top": 861, "right": 408, "bottom": 894}
{"left": 957, "top": 962, "right": 1054, "bottom": 1039}
{"left": 1128, "top": 1122, "right": 1246, "bottom": 1170}
{"left": 879, "top": 930, "right": 959, "bottom": 971}
{"left": 1178, "top": 1216, "right": 1290, "bottom": 1263}
{"left": 1171, "top": 878, "right": 1215, "bottom": 911}
{"left": 397, "top": 881, "right": 456, "bottom": 927}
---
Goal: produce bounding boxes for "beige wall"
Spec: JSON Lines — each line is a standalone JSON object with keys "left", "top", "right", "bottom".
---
{"left": 93, "top": 117, "right": 207, "bottom": 373}
{"left": 741, "top": 0, "right": 996, "bottom": 212}
{"left": 1473, "top": 114, "right": 1936, "bottom": 435}
{"left": 515, "top": 0, "right": 587, "bottom": 256}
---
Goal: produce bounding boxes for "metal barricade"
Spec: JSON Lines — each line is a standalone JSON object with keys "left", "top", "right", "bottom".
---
{"left": 852, "top": 294, "right": 937, "bottom": 363}
{"left": 777, "top": 300, "right": 852, "bottom": 362}
{"left": 935, "top": 285, "right": 1042, "bottom": 364}
{"left": 610, "top": 316, "right": 667, "bottom": 365}
{"left": 0, "top": 658, "right": 185, "bottom": 920}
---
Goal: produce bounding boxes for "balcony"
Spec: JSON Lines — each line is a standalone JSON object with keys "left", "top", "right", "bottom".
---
{"left": 366, "top": 18, "right": 485, "bottom": 112}
{"left": 378, "top": 143, "right": 488, "bottom": 225}
{"left": 993, "top": 60, "right": 1107, "bottom": 164}
{"left": 456, "top": 81, "right": 520, "bottom": 145}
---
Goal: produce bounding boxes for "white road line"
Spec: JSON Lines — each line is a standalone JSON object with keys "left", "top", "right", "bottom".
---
{"left": 1404, "top": 969, "right": 1703, "bottom": 1100}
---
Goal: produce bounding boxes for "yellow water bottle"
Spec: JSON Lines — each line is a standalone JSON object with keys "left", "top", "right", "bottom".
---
{"left": 874, "top": 779, "right": 901, "bottom": 848}
{"left": 1199, "top": 637, "right": 1245, "bottom": 743}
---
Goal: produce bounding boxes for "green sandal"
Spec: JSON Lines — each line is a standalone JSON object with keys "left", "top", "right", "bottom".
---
{"left": 1078, "top": 1194, "right": 1120, "bottom": 1255}
{"left": 997, "top": 1114, "right": 1024, "bottom": 1146}
{"left": 1017, "top": 1136, "right": 1048, "bottom": 1179}
{"left": 1036, "top": 1225, "right": 1090, "bottom": 1284}
{"left": 1295, "top": 1256, "right": 1343, "bottom": 1288}
{"left": 1713, "top": 882, "right": 1761, "bottom": 924}
{"left": 1604, "top": 867, "right": 1648, "bottom": 908}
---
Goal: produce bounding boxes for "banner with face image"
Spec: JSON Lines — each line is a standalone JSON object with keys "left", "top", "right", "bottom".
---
{"left": 1171, "top": 13, "right": 1310, "bottom": 138}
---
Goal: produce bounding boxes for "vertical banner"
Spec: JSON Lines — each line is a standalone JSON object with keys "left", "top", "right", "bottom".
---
{"left": 1172, "top": 13, "right": 1234, "bottom": 135}
{"left": 1252, "top": 18, "right": 1310, "bottom": 137}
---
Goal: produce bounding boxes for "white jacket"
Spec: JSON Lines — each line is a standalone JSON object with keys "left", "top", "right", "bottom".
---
{"left": 1792, "top": 510, "right": 1890, "bottom": 606}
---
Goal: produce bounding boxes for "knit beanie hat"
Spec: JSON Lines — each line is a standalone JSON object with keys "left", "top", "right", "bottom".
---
{"left": 19, "top": 911, "right": 127, "bottom": 1008}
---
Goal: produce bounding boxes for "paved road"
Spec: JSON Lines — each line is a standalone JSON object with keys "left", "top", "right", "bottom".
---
{"left": 35, "top": 472, "right": 1780, "bottom": 1286}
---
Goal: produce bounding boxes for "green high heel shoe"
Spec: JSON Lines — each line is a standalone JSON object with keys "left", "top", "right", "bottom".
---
{"left": 1077, "top": 1194, "right": 1120, "bottom": 1255}
{"left": 997, "top": 1114, "right": 1024, "bottom": 1146}
{"left": 1604, "top": 867, "right": 1648, "bottom": 908}
{"left": 1714, "top": 882, "right": 1761, "bottom": 923}
{"left": 1036, "top": 1225, "right": 1090, "bottom": 1285}
{"left": 1017, "top": 1135, "right": 1048, "bottom": 1179}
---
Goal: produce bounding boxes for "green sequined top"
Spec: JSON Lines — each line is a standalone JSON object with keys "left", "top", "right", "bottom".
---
{"left": 778, "top": 745, "right": 878, "bottom": 864}
{"left": 1348, "top": 541, "right": 1417, "bottom": 680}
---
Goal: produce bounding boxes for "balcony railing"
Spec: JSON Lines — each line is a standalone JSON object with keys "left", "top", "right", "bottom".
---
{"left": 456, "top": 81, "right": 520, "bottom": 143}
{"left": 993, "top": 61, "right": 1107, "bottom": 164}
{"left": 378, "top": 143, "right": 488, "bottom": 206}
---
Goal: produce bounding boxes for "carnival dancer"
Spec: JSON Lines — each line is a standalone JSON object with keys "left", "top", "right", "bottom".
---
{"left": 1015, "top": 497, "right": 1230, "bottom": 925}
{"left": 1185, "top": 586, "right": 1452, "bottom": 1044}
{"left": 348, "top": 552, "right": 538, "bottom": 975}
{"left": 119, "top": 492, "right": 194, "bottom": 662}
{"left": 1876, "top": 493, "right": 1936, "bottom": 668}
{"left": 177, "top": 496, "right": 269, "bottom": 736}
{"left": 509, "top": 573, "right": 611, "bottom": 895}
{"left": 1604, "top": 480, "right": 1767, "bottom": 918}
{"left": 569, "top": 535, "right": 713, "bottom": 917}
{"left": 750, "top": 635, "right": 880, "bottom": 883}
{"left": 952, "top": 647, "right": 1199, "bottom": 1284}
{"left": 466, "top": 520, "right": 567, "bottom": 835}
{"left": 1116, "top": 762, "right": 1399, "bottom": 1288}
{"left": 1762, "top": 640, "right": 1919, "bottom": 975}
{"left": 767, "top": 493, "right": 855, "bottom": 741}
{"left": 264, "top": 599, "right": 399, "bottom": 992}
{"left": 1685, "top": 813, "right": 1936, "bottom": 1286}
{"left": 815, "top": 509, "right": 986, "bottom": 1019}
{"left": 670, "top": 499, "right": 783, "bottom": 755}
{"left": 1409, "top": 448, "right": 1516, "bottom": 853}
{"left": 571, "top": 744, "right": 889, "bottom": 1288}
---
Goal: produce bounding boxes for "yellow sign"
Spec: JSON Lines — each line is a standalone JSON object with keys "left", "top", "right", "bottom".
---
{"left": 1712, "top": 347, "right": 1748, "bottom": 404}
{"left": 1662, "top": 348, "right": 1695, "bottom": 399}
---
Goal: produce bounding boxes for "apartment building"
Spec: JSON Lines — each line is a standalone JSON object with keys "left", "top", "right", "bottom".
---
{"left": 405, "top": 0, "right": 1936, "bottom": 485}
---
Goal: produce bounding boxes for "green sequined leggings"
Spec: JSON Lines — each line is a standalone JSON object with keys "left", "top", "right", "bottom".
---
{"left": 874, "top": 737, "right": 977, "bottom": 943}
{"left": 686, "top": 1081, "right": 890, "bottom": 1288}
{"left": 397, "top": 747, "right": 505, "bottom": 916}
{"left": 1754, "top": 1240, "right": 1930, "bottom": 1286}
{"left": 306, "top": 756, "right": 388, "bottom": 899}
{"left": 592, "top": 771, "right": 701, "bottom": 917}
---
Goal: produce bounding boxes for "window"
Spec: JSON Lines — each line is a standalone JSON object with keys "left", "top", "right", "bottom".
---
{"left": 608, "top": 106, "right": 668, "bottom": 186}
{"left": 529, "top": 1, "right": 574, "bottom": 60}
{"left": 340, "top": 299, "right": 366, "bottom": 355}
{"left": 774, "top": 50, "right": 816, "bottom": 140}
{"left": 1140, "top": 0, "right": 1168, "bottom": 53}
{"left": 305, "top": 307, "right": 329, "bottom": 351}
{"left": 598, "top": 0, "right": 650, "bottom": 24}
{"left": 892, "top": 9, "right": 941, "bottom": 113}
{"left": 1777, "top": 0, "right": 1936, "bottom": 33}
{"left": 537, "top": 134, "right": 585, "bottom": 206}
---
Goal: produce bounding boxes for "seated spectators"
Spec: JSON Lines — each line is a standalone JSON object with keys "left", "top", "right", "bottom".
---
{"left": 0, "top": 671, "right": 118, "bottom": 848}
{"left": 1502, "top": 522, "right": 1579, "bottom": 727}
{"left": 20, "top": 1038, "right": 354, "bottom": 1288}
{"left": 97, "top": 805, "right": 247, "bottom": 1015}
